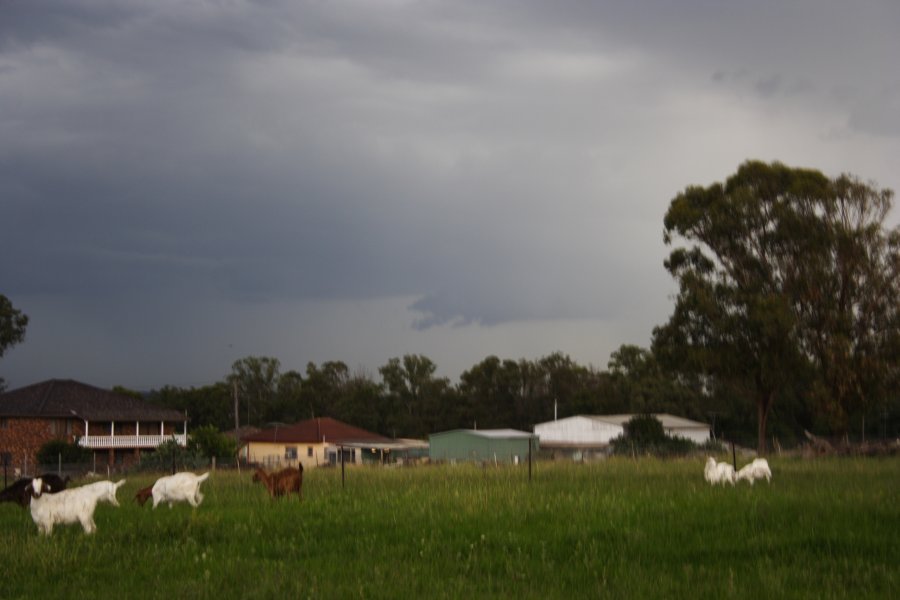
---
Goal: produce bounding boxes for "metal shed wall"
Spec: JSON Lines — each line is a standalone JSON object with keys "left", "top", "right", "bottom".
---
{"left": 534, "top": 416, "right": 624, "bottom": 445}
{"left": 428, "top": 430, "right": 537, "bottom": 464}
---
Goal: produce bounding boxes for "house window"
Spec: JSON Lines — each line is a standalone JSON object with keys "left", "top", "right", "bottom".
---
{"left": 285, "top": 446, "right": 298, "bottom": 460}
{"left": 307, "top": 446, "right": 313, "bottom": 457}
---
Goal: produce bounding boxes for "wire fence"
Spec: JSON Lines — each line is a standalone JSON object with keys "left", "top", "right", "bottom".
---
{"left": 0, "top": 455, "right": 249, "bottom": 489}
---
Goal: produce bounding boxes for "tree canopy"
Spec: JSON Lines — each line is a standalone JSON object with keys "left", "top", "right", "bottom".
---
{"left": 0, "top": 294, "right": 29, "bottom": 391}
{"left": 654, "top": 160, "right": 899, "bottom": 453}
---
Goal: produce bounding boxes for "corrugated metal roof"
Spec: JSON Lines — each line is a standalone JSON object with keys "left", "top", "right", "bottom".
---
{"left": 241, "top": 417, "right": 391, "bottom": 444}
{"left": 472, "top": 429, "right": 535, "bottom": 439}
{"left": 571, "top": 414, "right": 709, "bottom": 429}
{"left": 431, "top": 428, "right": 535, "bottom": 439}
{"left": 0, "top": 379, "right": 186, "bottom": 422}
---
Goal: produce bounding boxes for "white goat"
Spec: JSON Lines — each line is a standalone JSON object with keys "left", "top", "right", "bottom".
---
{"left": 736, "top": 458, "right": 772, "bottom": 485}
{"left": 77, "top": 479, "right": 127, "bottom": 506}
{"left": 703, "top": 456, "right": 716, "bottom": 483}
{"left": 28, "top": 478, "right": 125, "bottom": 535}
{"left": 703, "top": 456, "right": 736, "bottom": 486}
{"left": 151, "top": 472, "right": 209, "bottom": 508}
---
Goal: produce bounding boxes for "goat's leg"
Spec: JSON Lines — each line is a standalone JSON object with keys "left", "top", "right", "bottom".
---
{"left": 81, "top": 516, "right": 96, "bottom": 534}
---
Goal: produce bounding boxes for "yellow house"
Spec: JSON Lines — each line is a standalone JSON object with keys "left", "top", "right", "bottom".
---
{"left": 242, "top": 417, "right": 392, "bottom": 469}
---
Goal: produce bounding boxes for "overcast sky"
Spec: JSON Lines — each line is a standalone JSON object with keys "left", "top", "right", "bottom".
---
{"left": 2, "top": 0, "right": 899, "bottom": 390}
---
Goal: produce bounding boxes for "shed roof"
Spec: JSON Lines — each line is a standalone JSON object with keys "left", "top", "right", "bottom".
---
{"left": 540, "top": 414, "right": 709, "bottom": 430}
{"left": 597, "top": 414, "right": 708, "bottom": 429}
{"left": 242, "top": 417, "right": 391, "bottom": 444}
{"left": 431, "top": 428, "right": 536, "bottom": 440}
{"left": 0, "top": 379, "right": 186, "bottom": 422}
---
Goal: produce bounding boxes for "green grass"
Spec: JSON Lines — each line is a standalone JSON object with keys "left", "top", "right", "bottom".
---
{"left": 1, "top": 458, "right": 897, "bottom": 599}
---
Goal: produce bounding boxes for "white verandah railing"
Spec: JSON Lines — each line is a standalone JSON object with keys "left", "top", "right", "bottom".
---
{"left": 77, "top": 434, "right": 188, "bottom": 449}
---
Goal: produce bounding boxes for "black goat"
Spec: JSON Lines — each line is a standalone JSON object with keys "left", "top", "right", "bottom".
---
{"left": 0, "top": 474, "right": 70, "bottom": 507}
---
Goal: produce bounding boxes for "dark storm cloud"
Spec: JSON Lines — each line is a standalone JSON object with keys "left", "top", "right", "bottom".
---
{"left": 1, "top": 0, "right": 898, "bottom": 387}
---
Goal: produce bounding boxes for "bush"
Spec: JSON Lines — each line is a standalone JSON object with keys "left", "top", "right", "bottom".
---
{"left": 188, "top": 425, "right": 237, "bottom": 459}
{"left": 610, "top": 414, "right": 697, "bottom": 457}
{"left": 36, "top": 439, "right": 91, "bottom": 465}
{"left": 137, "top": 439, "right": 208, "bottom": 471}
{"left": 623, "top": 414, "right": 668, "bottom": 443}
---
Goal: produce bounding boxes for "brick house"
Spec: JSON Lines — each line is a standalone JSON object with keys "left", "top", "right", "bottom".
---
{"left": 0, "top": 379, "right": 188, "bottom": 473}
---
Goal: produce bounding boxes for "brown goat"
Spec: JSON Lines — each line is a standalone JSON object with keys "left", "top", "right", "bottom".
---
{"left": 134, "top": 485, "right": 154, "bottom": 507}
{"left": 252, "top": 466, "right": 303, "bottom": 500}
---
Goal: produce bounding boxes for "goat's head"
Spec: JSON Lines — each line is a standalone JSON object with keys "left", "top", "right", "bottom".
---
{"left": 252, "top": 469, "right": 266, "bottom": 483}
{"left": 134, "top": 485, "right": 153, "bottom": 507}
{"left": 30, "top": 478, "right": 44, "bottom": 499}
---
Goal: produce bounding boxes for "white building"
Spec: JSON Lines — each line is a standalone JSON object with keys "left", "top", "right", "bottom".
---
{"left": 534, "top": 414, "right": 711, "bottom": 459}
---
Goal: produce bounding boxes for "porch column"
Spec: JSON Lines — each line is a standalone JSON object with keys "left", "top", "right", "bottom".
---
{"left": 109, "top": 421, "right": 116, "bottom": 466}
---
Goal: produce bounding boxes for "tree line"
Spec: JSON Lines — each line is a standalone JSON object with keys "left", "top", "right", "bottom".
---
{"left": 143, "top": 349, "right": 731, "bottom": 442}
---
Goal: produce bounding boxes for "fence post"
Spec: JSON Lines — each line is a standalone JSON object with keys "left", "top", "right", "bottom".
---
{"left": 731, "top": 441, "right": 737, "bottom": 471}
{"left": 341, "top": 445, "right": 345, "bottom": 489}
{"left": 58, "top": 452, "right": 62, "bottom": 476}
{"left": 528, "top": 437, "right": 533, "bottom": 483}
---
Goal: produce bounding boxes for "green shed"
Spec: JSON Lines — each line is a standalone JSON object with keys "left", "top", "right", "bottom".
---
{"left": 428, "top": 429, "right": 539, "bottom": 464}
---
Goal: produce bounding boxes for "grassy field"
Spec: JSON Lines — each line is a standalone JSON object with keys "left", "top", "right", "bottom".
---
{"left": 0, "top": 457, "right": 897, "bottom": 599}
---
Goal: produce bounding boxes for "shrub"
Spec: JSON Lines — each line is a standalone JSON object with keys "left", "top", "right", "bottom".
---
{"left": 36, "top": 439, "right": 91, "bottom": 465}
{"left": 188, "top": 425, "right": 237, "bottom": 459}
{"left": 610, "top": 414, "right": 697, "bottom": 457}
{"left": 137, "top": 438, "right": 207, "bottom": 471}
{"left": 623, "top": 414, "right": 668, "bottom": 444}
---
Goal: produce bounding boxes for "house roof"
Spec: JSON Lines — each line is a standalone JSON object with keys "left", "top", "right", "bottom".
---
{"left": 241, "top": 417, "right": 391, "bottom": 444}
{"left": 223, "top": 425, "right": 260, "bottom": 442}
{"left": 539, "top": 414, "right": 709, "bottom": 430}
{"left": 0, "top": 379, "right": 186, "bottom": 422}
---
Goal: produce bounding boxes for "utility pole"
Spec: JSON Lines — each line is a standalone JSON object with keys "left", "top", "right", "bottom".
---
{"left": 707, "top": 412, "right": 719, "bottom": 442}
{"left": 233, "top": 379, "right": 240, "bottom": 433}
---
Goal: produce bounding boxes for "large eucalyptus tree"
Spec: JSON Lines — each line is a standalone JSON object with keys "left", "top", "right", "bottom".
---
{"left": 654, "top": 161, "right": 899, "bottom": 452}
